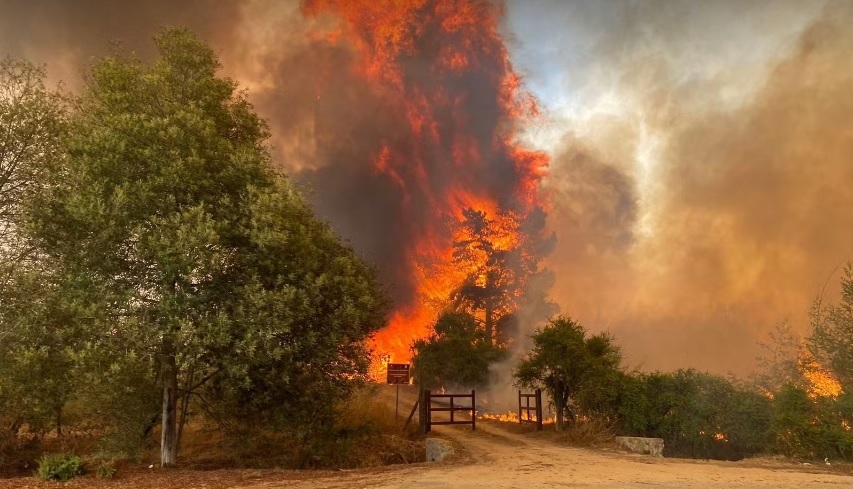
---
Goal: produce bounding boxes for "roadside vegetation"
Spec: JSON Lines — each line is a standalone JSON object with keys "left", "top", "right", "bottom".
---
{"left": 0, "top": 29, "right": 418, "bottom": 479}
{"left": 414, "top": 268, "right": 853, "bottom": 462}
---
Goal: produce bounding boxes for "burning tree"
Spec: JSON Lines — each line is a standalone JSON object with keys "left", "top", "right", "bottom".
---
{"left": 451, "top": 207, "right": 554, "bottom": 345}
{"left": 300, "top": 0, "right": 551, "bottom": 361}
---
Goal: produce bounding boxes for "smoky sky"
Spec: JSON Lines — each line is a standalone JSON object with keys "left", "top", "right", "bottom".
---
{"left": 511, "top": 0, "right": 853, "bottom": 373}
{"left": 3, "top": 0, "right": 852, "bottom": 374}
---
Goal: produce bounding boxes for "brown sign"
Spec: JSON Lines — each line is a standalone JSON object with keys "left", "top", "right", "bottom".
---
{"left": 386, "top": 363, "right": 410, "bottom": 384}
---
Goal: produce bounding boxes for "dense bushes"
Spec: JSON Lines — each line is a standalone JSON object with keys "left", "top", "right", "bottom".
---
{"left": 613, "top": 370, "right": 773, "bottom": 459}
{"left": 771, "top": 386, "right": 853, "bottom": 459}
{"left": 589, "top": 369, "right": 852, "bottom": 461}
{"left": 509, "top": 318, "right": 853, "bottom": 461}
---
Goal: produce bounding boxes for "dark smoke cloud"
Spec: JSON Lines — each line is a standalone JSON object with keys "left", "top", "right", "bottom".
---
{"left": 0, "top": 0, "right": 542, "bottom": 316}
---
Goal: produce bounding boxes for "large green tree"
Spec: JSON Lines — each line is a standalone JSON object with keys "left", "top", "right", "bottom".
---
{"left": 514, "top": 316, "right": 621, "bottom": 431}
{"left": 0, "top": 58, "right": 71, "bottom": 448}
{"left": 0, "top": 57, "right": 65, "bottom": 256}
{"left": 24, "top": 28, "right": 386, "bottom": 466}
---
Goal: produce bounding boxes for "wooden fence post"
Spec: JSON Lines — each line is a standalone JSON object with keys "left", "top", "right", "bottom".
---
{"left": 518, "top": 390, "right": 522, "bottom": 425}
{"left": 471, "top": 389, "right": 476, "bottom": 431}
{"left": 535, "top": 388, "right": 543, "bottom": 431}
{"left": 425, "top": 390, "right": 432, "bottom": 433}
{"left": 419, "top": 389, "right": 427, "bottom": 434}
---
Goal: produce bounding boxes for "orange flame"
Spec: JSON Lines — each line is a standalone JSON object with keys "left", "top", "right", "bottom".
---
{"left": 799, "top": 352, "right": 843, "bottom": 399}
{"left": 303, "top": 0, "right": 549, "bottom": 363}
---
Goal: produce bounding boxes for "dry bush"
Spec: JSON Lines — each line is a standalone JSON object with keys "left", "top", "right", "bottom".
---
{"left": 174, "top": 384, "right": 424, "bottom": 470}
{"left": 0, "top": 427, "right": 41, "bottom": 476}
{"left": 553, "top": 417, "right": 617, "bottom": 448}
{"left": 337, "top": 384, "right": 420, "bottom": 437}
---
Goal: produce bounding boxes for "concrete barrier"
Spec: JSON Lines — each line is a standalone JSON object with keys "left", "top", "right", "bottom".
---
{"left": 615, "top": 436, "right": 664, "bottom": 457}
{"left": 425, "top": 438, "right": 455, "bottom": 462}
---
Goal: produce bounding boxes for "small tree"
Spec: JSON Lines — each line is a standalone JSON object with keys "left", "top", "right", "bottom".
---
{"left": 411, "top": 311, "right": 507, "bottom": 389}
{"left": 513, "top": 316, "right": 621, "bottom": 431}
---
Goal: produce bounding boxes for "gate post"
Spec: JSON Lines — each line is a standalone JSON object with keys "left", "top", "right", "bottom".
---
{"left": 419, "top": 389, "right": 427, "bottom": 434}
{"left": 535, "top": 388, "right": 543, "bottom": 431}
{"left": 518, "top": 390, "right": 522, "bottom": 425}
{"left": 471, "top": 389, "right": 476, "bottom": 431}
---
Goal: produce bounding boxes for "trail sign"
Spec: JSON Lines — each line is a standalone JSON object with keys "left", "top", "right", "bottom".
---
{"left": 386, "top": 363, "right": 410, "bottom": 384}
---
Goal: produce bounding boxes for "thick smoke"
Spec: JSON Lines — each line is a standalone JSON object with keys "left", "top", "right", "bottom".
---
{"left": 527, "top": 0, "right": 853, "bottom": 373}
{"left": 4, "top": 1, "right": 853, "bottom": 374}
{"left": 0, "top": 1, "right": 550, "bottom": 361}
{"left": 0, "top": 0, "right": 245, "bottom": 85}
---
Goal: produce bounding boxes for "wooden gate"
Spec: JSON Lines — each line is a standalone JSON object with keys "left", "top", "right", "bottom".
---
{"left": 518, "top": 388, "right": 543, "bottom": 430}
{"left": 421, "top": 389, "right": 476, "bottom": 433}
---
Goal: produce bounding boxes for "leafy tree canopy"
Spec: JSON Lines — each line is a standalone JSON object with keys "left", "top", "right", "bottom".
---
{"left": 514, "top": 316, "right": 621, "bottom": 431}
{"left": 412, "top": 311, "right": 507, "bottom": 389}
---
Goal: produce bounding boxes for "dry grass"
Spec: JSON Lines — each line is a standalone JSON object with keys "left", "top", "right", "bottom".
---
{"left": 551, "top": 418, "right": 617, "bottom": 448}
{"left": 0, "top": 383, "right": 426, "bottom": 484}
{"left": 478, "top": 415, "right": 617, "bottom": 449}
{"left": 173, "top": 384, "right": 425, "bottom": 470}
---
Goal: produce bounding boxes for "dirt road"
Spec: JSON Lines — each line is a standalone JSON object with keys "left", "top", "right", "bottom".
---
{"left": 244, "top": 421, "right": 852, "bottom": 489}
{"left": 6, "top": 415, "right": 850, "bottom": 488}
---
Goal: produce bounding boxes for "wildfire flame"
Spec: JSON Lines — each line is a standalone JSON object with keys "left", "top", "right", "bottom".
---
{"left": 479, "top": 411, "right": 556, "bottom": 425}
{"left": 799, "top": 352, "right": 843, "bottom": 399}
{"left": 303, "top": 0, "right": 549, "bottom": 363}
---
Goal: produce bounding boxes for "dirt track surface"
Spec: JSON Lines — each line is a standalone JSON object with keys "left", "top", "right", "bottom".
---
{"left": 5, "top": 421, "right": 852, "bottom": 488}
{"left": 265, "top": 421, "right": 852, "bottom": 489}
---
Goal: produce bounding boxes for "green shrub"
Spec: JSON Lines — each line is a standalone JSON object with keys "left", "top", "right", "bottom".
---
{"left": 86, "top": 453, "right": 118, "bottom": 479}
{"left": 37, "top": 452, "right": 83, "bottom": 481}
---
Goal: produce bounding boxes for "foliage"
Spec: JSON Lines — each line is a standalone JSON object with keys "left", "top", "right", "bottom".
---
{"left": 37, "top": 452, "right": 83, "bottom": 481}
{"left": 810, "top": 263, "right": 853, "bottom": 390}
{"left": 513, "top": 316, "right": 621, "bottom": 431}
{"left": 771, "top": 385, "right": 853, "bottom": 460}
{"left": 18, "top": 27, "right": 386, "bottom": 465}
{"left": 0, "top": 57, "right": 69, "bottom": 444}
{"left": 615, "top": 370, "right": 773, "bottom": 460}
{"left": 619, "top": 370, "right": 771, "bottom": 460}
{"left": 754, "top": 320, "right": 802, "bottom": 393}
{"left": 0, "top": 57, "right": 65, "bottom": 252}
{"left": 412, "top": 311, "right": 507, "bottom": 389}
{"left": 87, "top": 453, "right": 118, "bottom": 479}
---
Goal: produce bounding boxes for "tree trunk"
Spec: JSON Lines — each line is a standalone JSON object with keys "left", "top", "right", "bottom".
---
{"left": 56, "top": 405, "right": 62, "bottom": 443}
{"left": 484, "top": 304, "right": 494, "bottom": 345}
{"left": 176, "top": 369, "right": 194, "bottom": 451}
{"left": 161, "top": 353, "right": 178, "bottom": 467}
{"left": 554, "top": 384, "right": 565, "bottom": 432}
{"left": 484, "top": 272, "right": 494, "bottom": 344}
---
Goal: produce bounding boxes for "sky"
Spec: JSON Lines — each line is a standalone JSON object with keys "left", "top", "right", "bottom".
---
{"left": 2, "top": 0, "right": 851, "bottom": 374}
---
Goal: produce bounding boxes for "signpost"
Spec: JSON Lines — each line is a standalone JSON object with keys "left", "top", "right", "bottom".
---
{"left": 386, "top": 363, "right": 410, "bottom": 420}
